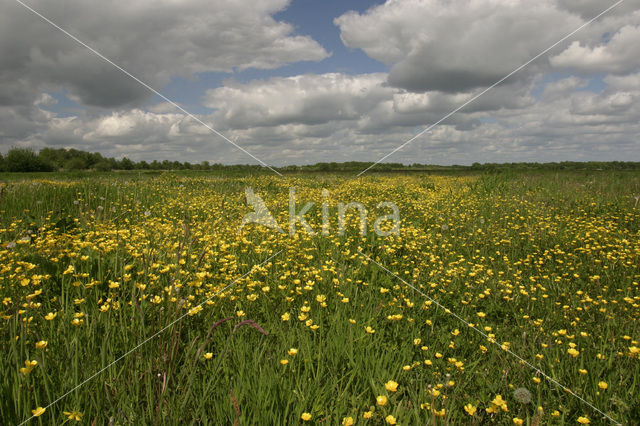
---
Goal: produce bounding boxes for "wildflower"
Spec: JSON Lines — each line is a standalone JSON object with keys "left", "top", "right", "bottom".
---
{"left": 44, "top": 312, "right": 57, "bottom": 321}
{"left": 376, "top": 395, "right": 388, "bottom": 406}
{"left": 281, "top": 312, "right": 290, "bottom": 321}
{"left": 513, "top": 418, "right": 524, "bottom": 425}
{"left": 363, "top": 410, "right": 373, "bottom": 419}
{"left": 288, "top": 348, "right": 298, "bottom": 356}
{"left": 577, "top": 416, "right": 590, "bottom": 424}
{"left": 365, "top": 326, "right": 375, "bottom": 334}
{"left": 280, "top": 359, "right": 288, "bottom": 365}
{"left": 301, "top": 412, "right": 311, "bottom": 421}
{"left": 385, "top": 380, "right": 399, "bottom": 392}
{"left": 20, "top": 359, "right": 38, "bottom": 375}
{"left": 598, "top": 381, "right": 608, "bottom": 390}
{"left": 477, "top": 312, "right": 486, "bottom": 318}
{"left": 464, "top": 403, "right": 477, "bottom": 415}
{"left": 433, "top": 408, "right": 446, "bottom": 417}
{"left": 203, "top": 352, "right": 213, "bottom": 360}
{"left": 31, "top": 407, "right": 45, "bottom": 417}
{"left": 486, "top": 394, "right": 508, "bottom": 413}
{"left": 513, "top": 387, "right": 532, "bottom": 404}
{"left": 342, "top": 416, "right": 354, "bottom": 425}
{"left": 567, "top": 348, "right": 580, "bottom": 357}
{"left": 385, "top": 414, "right": 397, "bottom": 424}
{"left": 63, "top": 411, "right": 83, "bottom": 421}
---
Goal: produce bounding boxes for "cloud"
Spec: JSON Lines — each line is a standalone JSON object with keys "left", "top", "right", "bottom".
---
{"left": 550, "top": 23, "right": 640, "bottom": 74}
{"left": 203, "top": 73, "right": 391, "bottom": 128}
{"left": 2, "top": 0, "right": 639, "bottom": 167}
{"left": 0, "top": 0, "right": 328, "bottom": 109}
{"left": 335, "top": 0, "right": 582, "bottom": 93}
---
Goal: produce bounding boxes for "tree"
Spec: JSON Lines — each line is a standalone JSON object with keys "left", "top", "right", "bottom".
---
{"left": 119, "top": 157, "right": 134, "bottom": 170}
{"left": 64, "top": 157, "right": 88, "bottom": 171}
{"left": 5, "top": 148, "right": 54, "bottom": 172}
{"left": 94, "top": 160, "right": 112, "bottom": 172}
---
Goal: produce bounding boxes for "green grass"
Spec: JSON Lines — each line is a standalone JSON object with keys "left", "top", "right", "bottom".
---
{"left": 1, "top": 171, "right": 639, "bottom": 424}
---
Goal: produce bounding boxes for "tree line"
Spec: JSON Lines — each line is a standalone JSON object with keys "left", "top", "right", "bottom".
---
{"left": 1, "top": 147, "right": 639, "bottom": 173}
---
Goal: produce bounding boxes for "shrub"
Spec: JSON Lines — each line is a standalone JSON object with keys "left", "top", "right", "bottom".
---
{"left": 64, "top": 157, "right": 88, "bottom": 171}
{"left": 5, "top": 148, "right": 54, "bottom": 172}
{"left": 94, "top": 160, "right": 113, "bottom": 172}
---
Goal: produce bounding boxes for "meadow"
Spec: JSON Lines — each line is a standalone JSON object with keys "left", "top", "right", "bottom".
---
{"left": 0, "top": 170, "right": 639, "bottom": 425}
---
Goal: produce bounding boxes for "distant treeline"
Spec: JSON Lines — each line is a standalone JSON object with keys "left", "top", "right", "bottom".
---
{"left": 1, "top": 147, "right": 639, "bottom": 173}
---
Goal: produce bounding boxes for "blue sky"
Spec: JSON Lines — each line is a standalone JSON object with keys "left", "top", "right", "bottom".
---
{"left": 1, "top": 0, "right": 639, "bottom": 165}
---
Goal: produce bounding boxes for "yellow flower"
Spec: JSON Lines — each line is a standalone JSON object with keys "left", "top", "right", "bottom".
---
{"left": 376, "top": 395, "right": 388, "bottom": 406}
{"left": 281, "top": 312, "right": 290, "bottom": 321}
{"left": 577, "top": 416, "right": 590, "bottom": 424}
{"left": 363, "top": 411, "right": 373, "bottom": 419}
{"left": 385, "top": 380, "right": 399, "bottom": 392}
{"left": 551, "top": 410, "right": 560, "bottom": 417}
{"left": 477, "top": 312, "right": 486, "bottom": 318}
{"left": 20, "top": 359, "right": 38, "bottom": 375}
{"left": 32, "top": 407, "right": 45, "bottom": 417}
{"left": 464, "top": 403, "right": 477, "bottom": 415}
{"left": 567, "top": 348, "right": 580, "bottom": 357}
{"left": 236, "top": 310, "right": 245, "bottom": 317}
{"left": 280, "top": 359, "right": 288, "bottom": 365}
{"left": 301, "top": 412, "right": 312, "bottom": 421}
{"left": 365, "top": 326, "right": 375, "bottom": 334}
{"left": 203, "top": 352, "right": 213, "bottom": 360}
{"left": 288, "top": 348, "right": 298, "bottom": 356}
{"left": 342, "top": 416, "right": 354, "bottom": 425}
{"left": 598, "top": 381, "right": 608, "bottom": 390}
{"left": 44, "top": 312, "right": 57, "bottom": 321}
{"left": 513, "top": 418, "right": 524, "bottom": 425}
{"left": 487, "top": 395, "right": 508, "bottom": 413}
{"left": 63, "top": 410, "right": 83, "bottom": 421}
{"left": 35, "top": 340, "right": 48, "bottom": 349}
{"left": 385, "top": 415, "right": 396, "bottom": 424}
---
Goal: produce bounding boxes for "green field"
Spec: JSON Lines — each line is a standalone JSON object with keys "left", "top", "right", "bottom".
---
{"left": 1, "top": 171, "right": 639, "bottom": 425}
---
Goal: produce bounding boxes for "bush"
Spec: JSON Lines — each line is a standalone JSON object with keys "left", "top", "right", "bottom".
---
{"left": 94, "top": 160, "right": 113, "bottom": 172}
{"left": 5, "top": 148, "right": 54, "bottom": 172}
{"left": 64, "top": 157, "right": 88, "bottom": 171}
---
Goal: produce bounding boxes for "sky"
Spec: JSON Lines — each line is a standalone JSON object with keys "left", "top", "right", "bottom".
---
{"left": 1, "top": 0, "right": 639, "bottom": 166}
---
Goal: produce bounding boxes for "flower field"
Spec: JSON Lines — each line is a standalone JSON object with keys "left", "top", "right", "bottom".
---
{"left": 1, "top": 171, "right": 639, "bottom": 424}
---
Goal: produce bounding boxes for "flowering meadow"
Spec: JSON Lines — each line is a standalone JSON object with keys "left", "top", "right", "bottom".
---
{"left": 1, "top": 171, "right": 639, "bottom": 424}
